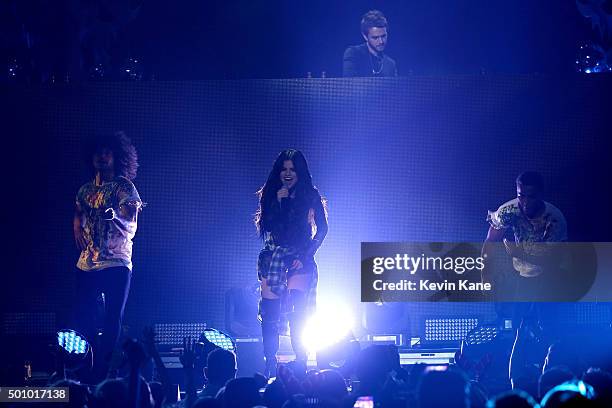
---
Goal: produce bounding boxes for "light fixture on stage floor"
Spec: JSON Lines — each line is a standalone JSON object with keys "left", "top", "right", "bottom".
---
{"left": 424, "top": 318, "right": 479, "bottom": 344}
{"left": 55, "top": 329, "right": 92, "bottom": 370}
{"left": 464, "top": 324, "right": 499, "bottom": 346}
{"left": 199, "top": 328, "right": 236, "bottom": 352}
{"left": 57, "top": 329, "right": 89, "bottom": 355}
{"left": 459, "top": 323, "right": 513, "bottom": 393}
{"left": 154, "top": 322, "right": 208, "bottom": 350}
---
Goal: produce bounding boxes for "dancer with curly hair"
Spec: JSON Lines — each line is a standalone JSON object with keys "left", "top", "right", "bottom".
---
{"left": 73, "top": 131, "right": 143, "bottom": 379}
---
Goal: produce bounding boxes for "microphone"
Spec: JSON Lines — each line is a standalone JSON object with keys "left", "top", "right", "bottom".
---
{"left": 280, "top": 180, "right": 290, "bottom": 210}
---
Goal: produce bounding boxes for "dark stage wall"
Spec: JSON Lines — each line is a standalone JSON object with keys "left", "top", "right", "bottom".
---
{"left": 4, "top": 75, "right": 612, "bottom": 335}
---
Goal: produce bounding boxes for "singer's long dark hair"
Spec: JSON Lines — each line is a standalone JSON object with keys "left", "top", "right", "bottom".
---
{"left": 255, "top": 149, "right": 325, "bottom": 238}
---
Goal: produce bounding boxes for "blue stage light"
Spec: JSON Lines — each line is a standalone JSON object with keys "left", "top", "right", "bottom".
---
{"left": 200, "top": 328, "right": 236, "bottom": 351}
{"left": 57, "top": 329, "right": 90, "bottom": 355}
{"left": 464, "top": 324, "right": 499, "bottom": 346}
{"left": 424, "top": 318, "right": 479, "bottom": 343}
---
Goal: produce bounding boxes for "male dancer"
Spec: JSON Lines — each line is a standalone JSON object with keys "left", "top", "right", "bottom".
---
{"left": 73, "top": 131, "right": 142, "bottom": 379}
{"left": 482, "top": 171, "right": 567, "bottom": 302}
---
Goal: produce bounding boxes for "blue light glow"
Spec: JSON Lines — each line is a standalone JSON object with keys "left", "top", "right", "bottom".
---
{"left": 57, "top": 330, "right": 89, "bottom": 354}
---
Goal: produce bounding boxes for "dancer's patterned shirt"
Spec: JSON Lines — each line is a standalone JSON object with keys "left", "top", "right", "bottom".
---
{"left": 487, "top": 198, "right": 567, "bottom": 277}
{"left": 76, "top": 176, "right": 142, "bottom": 271}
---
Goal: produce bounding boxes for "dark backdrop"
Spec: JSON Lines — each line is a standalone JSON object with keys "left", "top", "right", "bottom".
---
{"left": 4, "top": 75, "right": 612, "bottom": 335}
{"left": 2, "top": 1, "right": 588, "bottom": 80}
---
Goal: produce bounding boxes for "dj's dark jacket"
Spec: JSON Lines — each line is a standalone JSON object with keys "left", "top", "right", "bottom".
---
{"left": 343, "top": 43, "right": 398, "bottom": 77}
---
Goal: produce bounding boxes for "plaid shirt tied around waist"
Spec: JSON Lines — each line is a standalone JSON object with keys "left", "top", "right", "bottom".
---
{"left": 257, "top": 232, "right": 318, "bottom": 312}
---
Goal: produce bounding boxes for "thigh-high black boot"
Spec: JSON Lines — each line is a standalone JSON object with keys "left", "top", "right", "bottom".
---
{"left": 288, "top": 289, "right": 308, "bottom": 363}
{"left": 260, "top": 298, "right": 280, "bottom": 377}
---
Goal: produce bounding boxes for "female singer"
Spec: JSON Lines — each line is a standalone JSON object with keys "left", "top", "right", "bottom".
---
{"left": 255, "top": 149, "right": 328, "bottom": 375}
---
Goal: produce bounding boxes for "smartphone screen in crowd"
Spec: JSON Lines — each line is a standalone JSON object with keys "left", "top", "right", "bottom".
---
{"left": 354, "top": 396, "right": 374, "bottom": 408}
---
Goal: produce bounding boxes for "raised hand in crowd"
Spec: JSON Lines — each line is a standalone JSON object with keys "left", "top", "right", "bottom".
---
{"left": 180, "top": 336, "right": 199, "bottom": 408}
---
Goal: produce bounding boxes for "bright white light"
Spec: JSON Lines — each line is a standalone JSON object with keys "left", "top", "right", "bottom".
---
{"left": 302, "top": 301, "right": 354, "bottom": 353}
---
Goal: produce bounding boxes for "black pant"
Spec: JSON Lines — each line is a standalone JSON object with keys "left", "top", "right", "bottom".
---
{"left": 75, "top": 266, "right": 131, "bottom": 373}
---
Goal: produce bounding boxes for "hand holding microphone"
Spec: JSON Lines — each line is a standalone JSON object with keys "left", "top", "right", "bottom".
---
{"left": 277, "top": 180, "right": 290, "bottom": 205}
